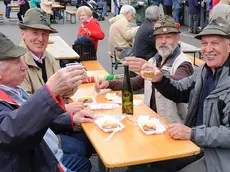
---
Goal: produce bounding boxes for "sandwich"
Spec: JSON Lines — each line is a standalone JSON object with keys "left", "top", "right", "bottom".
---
{"left": 78, "top": 96, "right": 93, "bottom": 103}
{"left": 142, "top": 122, "right": 156, "bottom": 131}
{"left": 102, "top": 120, "right": 120, "bottom": 129}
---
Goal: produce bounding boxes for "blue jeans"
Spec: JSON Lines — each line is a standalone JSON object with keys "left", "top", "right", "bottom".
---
{"left": 173, "top": 8, "right": 181, "bottom": 23}
{"left": 102, "top": 1, "right": 107, "bottom": 16}
{"left": 113, "top": 0, "right": 119, "bottom": 16}
{"left": 5, "top": 6, "right": 11, "bottom": 18}
{"left": 60, "top": 134, "right": 92, "bottom": 172}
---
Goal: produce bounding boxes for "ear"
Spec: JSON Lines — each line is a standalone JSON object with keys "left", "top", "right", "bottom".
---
{"left": 0, "top": 74, "right": 3, "bottom": 81}
{"left": 21, "top": 30, "right": 26, "bottom": 39}
{"left": 227, "top": 39, "right": 230, "bottom": 53}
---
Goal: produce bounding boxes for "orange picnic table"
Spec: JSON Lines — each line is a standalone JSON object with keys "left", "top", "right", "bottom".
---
{"left": 71, "top": 61, "right": 200, "bottom": 172}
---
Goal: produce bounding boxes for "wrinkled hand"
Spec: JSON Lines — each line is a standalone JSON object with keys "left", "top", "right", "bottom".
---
{"left": 124, "top": 57, "right": 147, "bottom": 73}
{"left": 73, "top": 110, "right": 96, "bottom": 124}
{"left": 140, "top": 63, "right": 163, "bottom": 82}
{"left": 46, "top": 65, "right": 87, "bottom": 97}
{"left": 65, "top": 102, "right": 83, "bottom": 113}
{"left": 168, "top": 123, "right": 192, "bottom": 140}
{"left": 94, "top": 79, "right": 109, "bottom": 93}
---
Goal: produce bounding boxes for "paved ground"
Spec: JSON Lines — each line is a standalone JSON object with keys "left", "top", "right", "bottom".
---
{"left": 0, "top": 2, "right": 202, "bottom": 172}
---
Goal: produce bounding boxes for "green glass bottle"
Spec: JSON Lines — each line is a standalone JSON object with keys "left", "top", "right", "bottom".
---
{"left": 122, "top": 64, "right": 133, "bottom": 115}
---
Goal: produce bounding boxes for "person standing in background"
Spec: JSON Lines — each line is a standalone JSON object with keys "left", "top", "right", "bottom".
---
{"left": 187, "top": 0, "right": 200, "bottom": 33}
{"left": 3, "top": 0, "right": 11, "bottom": 18}
{"left": 17, "top": 0, "right": 30, "bottom": 23}
{"left": 172, "top": 0, "right": 182, "bottom": 23}
{"left": 131, "top": 0, "right": 149, "bottom": 25}
{"left": 162, "top": 0, "right": 173, "bottom": 16}
{"left": 30, "top": 0, "right": 41, "bottom": 8}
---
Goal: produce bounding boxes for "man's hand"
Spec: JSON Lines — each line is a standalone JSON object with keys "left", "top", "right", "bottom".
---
{"left": 124, "top": 57, "right": 147, "bottom": 73}
{"left": 94, "top": 79, "right": 109, "bottom": 93}
{"left": 168, "top": 123, "right": 192, "bottom": 140}
{"left": 46, "top": 65, "right": 87, "bottom": 96}
{"left": 65, "top": 102, "right": 83, "bottom": 113}
{"left": 73, "top": 110, "right": 96, "bottom": 124}
{"left": 140, "top": 63, "right": 163, "bottom": 82}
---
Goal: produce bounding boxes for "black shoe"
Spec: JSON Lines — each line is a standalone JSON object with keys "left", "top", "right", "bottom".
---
{"left": 59, "top": 16, "right": 63, "bottom": 20}
{"left": 188, "top": 29, "right": 193, "bottom": 33}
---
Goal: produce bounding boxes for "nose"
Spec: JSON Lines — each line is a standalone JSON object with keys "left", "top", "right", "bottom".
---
{"left": 161, "top": 37, "right": 167, "bottom": 44}
{"left": 204, "top": 43, "right": 213, "bottom": 53}
{"left": 37, "top": 33, "right": 44, "bottom": 41}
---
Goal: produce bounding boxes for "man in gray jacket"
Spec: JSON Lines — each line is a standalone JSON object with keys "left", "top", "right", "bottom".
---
{"left": 209, "top": 0, "right": 230, "bottom": 23}
{"left": 133, "top": 18, "right": 230, "bottom": 172}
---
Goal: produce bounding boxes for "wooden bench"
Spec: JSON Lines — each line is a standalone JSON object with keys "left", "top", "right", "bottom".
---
{"left": 0, "top": 10, "right": 4, "bottom": 24}
{"left": 66, "top": 10, "right": 77, "bottom": 24}
{"left": 186, "top": 53, "right": 205, "bottom": 67}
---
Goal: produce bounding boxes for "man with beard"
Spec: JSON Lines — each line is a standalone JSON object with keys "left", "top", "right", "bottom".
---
{"left": 95, "top": 16, "right": 194, "bottom": 123}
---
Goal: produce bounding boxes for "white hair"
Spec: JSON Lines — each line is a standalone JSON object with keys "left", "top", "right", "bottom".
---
{"left": 145, "top": 5, "right": 160, "bottom": 22}
{"left": 120, "top": 5, "right": 136, "bottom": 16}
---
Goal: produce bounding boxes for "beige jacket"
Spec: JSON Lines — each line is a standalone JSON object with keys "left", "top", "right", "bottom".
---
{"left": 20, "top": 41, "right": 60, "bottom": 95}
{"left": 144, "top": 51, "right": 193, "bottom": 123}
{"left": 108, "top": 14, "right": 139, "bottom": 56}
{"left": 209, "top": 0, "right": 230, "bottom": 24}
{"left": 41, "top": 0, "right": 54, "bottom": 14}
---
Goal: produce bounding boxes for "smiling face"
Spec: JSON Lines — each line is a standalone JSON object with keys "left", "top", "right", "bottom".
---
{"left": 78, "top": 11, "right": 90, "bottom": 23}
{"left": 21, "top": 28, "right": 50, "bottom": 58}
{"left": 201, "top": 35, "right": 230, "bottom": 71}
{"left": 155, "top": 33, "right": 180, "bottom": 58}
{"left": 0, "top": 57, "right": 28, "bottom": 87}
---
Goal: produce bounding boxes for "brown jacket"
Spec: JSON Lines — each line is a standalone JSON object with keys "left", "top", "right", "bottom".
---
{"left": 20, "top": 41, "right": 60, "bottom": 94}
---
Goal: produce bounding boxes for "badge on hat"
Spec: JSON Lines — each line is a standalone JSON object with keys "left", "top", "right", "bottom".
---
{"left": 155, "top": 23, "right": 161, "bottom": 28}
{"left": 163, "top": 28, "right": 167, "bottom": 32}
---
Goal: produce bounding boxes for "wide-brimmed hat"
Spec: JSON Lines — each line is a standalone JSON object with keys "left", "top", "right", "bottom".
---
{"left": 194, "top": 18, "right": 230, "bottom": 40}
{"left": 153, "top": 15, "right": 181, "bottom": 35}
{"left": 18, "top": 8, "right": 58, "bottom": 33}
{"left": 0, "top": 33, "right": 27, "bottom": 60}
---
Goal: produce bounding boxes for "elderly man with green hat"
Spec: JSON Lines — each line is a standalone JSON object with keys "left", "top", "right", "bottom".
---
{"left": 18, "top": 8, "right": 95, "bottom": 172}
{"left": 128, "top": 17, "right": 230, "bottom": 172}
{"left": 0, "top": 33, "right": 94, "bottom": 172}
{"left": 96, "top": 15, "right": 194, "bottom": 124}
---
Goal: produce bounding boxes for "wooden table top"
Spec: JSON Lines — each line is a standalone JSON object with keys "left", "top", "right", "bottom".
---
{"left": 81, "top": 61, "right": 106, "bottom": 71}
{"left": 72, "top": 61, "right": 200, "bottom": 168}
{"left": 46, "top": 35, "right": 80, "bottom": 60}
{"left": 52, "top": 4, "right": 65, "bottom": 8}
{"left": 80, "top": 90, "right": 200, "bottom": 168}
{"left": 186, "top": 53, "right": 205, "bottom": 67}
{"left": 7, "top": 4, "right": 19, "bottom": 7}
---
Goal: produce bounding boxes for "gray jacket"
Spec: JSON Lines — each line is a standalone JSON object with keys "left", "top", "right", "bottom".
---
{"left": 209, "top": 0, "right": 230, "bottom": 24}
{"left": 154, "top": 57, "right": 230, "bottom": 172}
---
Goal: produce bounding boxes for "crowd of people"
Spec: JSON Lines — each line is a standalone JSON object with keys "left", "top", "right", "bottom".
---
{"left": 1, "top": 0, "right": 230, "bottom": 171}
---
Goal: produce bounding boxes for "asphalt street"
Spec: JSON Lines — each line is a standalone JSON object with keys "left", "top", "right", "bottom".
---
{"left": 0, "top": 2, "right": 202, "bottom": 171}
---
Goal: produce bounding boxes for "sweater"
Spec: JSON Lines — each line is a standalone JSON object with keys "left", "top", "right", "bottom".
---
{"left": 77, "top": 18, "right": 105, "bottom": 49}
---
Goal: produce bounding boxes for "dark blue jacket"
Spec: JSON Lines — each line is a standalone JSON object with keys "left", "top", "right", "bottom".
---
{"left": 0, "top": 86, "right": 65, "bottom": 172}
{"left": 188, "top": 0, "right": 200, "bottom": 14}
{"left": 162, "top": 0, "right": 173, "bottom": 6}
{"left": 132, "top": 19, "right": 157, "bottom": 61}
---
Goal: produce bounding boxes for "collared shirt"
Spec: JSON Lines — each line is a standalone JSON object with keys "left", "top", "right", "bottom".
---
{"left": 31, "top": 52, "right": 46, "bottom": 64}
{"left": 0, "top": 85, "right": 30, "bottom": 106}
